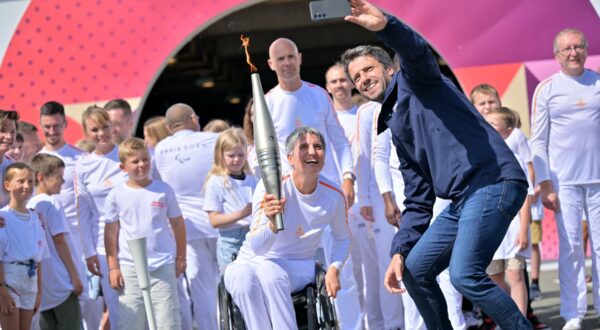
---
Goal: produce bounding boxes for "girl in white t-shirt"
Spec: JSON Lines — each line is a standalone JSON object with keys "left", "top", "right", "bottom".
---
{"left": 0, "top": 163, "right": 48, "bottom": 330}
{"left": 204, "top": 128, "right": 258, "bottom": 272}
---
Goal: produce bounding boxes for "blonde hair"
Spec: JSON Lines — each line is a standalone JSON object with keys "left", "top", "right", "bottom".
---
{"left": 3, "top": 162, "right": 33, "bottom": 191}
{"left": 203, "top": 119, "right": 230, "bottom": 133}
{"left": 469, "top": 83, "right": 500, "bottom": 104}
{"left": 205, "top": 127, "right": 250, "bottom": 189}
{"left": 75, "top": 138, "right": 95, "bottom": 153}
{"left": 81, "top": 105, "right": 110, "bottom": 133}
{"left": 118, "top": 137, "right": 149, "bottom": 163}
{"left": 143, "top": 116, "right": 170, "bottom": 147}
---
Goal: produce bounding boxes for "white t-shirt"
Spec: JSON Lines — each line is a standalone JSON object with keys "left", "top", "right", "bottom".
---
{"left": 0, "top": 155, "right": 14, "bottom": 207}
{"left": 27, "top": 193, "right": 79, "bottom": 311}
{"left": 531, "top": 69, "right": 600, "bottom": 186}
{"left": 505, "top": 128, "right": 531, "bottom": 164}
{"left": 492, "top": 154, "right": 534, "bottom": 260}
{"left": 237, "top": 175, "right": 351, "bottom": 270}
{"left": 203, "top": 174, "right": 258, "bottom": 231}
{"left": 0, "top": 206, "right": 48, "bottom": 263}
{"left": 265, "top": 82, "right": 353, "bottom": 184}
{"left": 154, "top": 130, "right": 218, "bottom": 240}
{"left": 75, "top": 145, "right": 128, "bottom": 256}
{"left": 40, "top": 144, "right": 86, "bottom": 254}
{"left": 105, "top": 180, "right": 182, "bottom": 271}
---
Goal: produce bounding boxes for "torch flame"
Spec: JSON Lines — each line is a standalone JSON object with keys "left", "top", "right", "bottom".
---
{"left": 240, "top": 34, "right": 258, "bottom": 73}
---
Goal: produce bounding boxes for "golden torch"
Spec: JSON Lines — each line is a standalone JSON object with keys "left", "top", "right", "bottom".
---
{"left": 241, "top": 35, "right": 284, "bottom": 232}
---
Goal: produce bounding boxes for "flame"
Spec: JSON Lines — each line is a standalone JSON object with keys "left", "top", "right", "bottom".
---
{"left": 240, "top": 34, "right": 258, "bottom": 73}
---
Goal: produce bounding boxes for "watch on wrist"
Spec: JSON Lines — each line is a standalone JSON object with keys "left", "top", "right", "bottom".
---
{"left": 343, "top": 172, "right": 356, "bottom": 182}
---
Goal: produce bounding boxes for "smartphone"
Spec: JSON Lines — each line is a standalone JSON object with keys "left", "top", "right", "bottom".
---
{"left": 309, "top": 0, "right": 351, "bottom": 21}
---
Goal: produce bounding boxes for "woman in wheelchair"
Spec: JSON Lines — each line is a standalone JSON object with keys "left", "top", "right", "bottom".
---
{"left": 224, "top": 127, "right": 350, "bottom": 330}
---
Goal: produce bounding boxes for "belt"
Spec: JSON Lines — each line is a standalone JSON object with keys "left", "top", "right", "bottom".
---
{"left": 9, "top": 259, "right": 37, "bottom": 278}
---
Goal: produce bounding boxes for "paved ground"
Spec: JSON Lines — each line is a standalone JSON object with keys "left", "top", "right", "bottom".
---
{"left": 532, "top": 263, "right": 598, "bottom": 330}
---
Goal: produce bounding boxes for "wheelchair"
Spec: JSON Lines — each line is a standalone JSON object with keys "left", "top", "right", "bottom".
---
{"left": 218, "top": 261, "right": 339, "bottom": 330}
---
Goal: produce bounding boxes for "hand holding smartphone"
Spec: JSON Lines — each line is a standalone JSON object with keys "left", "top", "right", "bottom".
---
{"left": 309, "top": 0, "right": 351, "bottom": 21}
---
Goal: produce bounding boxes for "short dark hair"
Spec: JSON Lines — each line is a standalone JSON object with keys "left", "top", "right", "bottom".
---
{"left": 40, "top": 101, "right": 65, "bottom": 118}
{"left": 340, "top": 45, "right": 394, "bottom": 81}
{"left": 103, "top": 99, "right": 132, "bottom": 117}
{"left": 30, "top": 153, "right": 65, "bottom": 185}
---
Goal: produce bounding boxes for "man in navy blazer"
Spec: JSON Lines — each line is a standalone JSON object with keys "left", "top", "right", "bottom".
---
{"left": 341, "top": 1, "right": 531, "bottom": 329}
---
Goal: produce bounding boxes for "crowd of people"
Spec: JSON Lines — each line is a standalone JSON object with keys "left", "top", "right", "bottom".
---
{"left": 0, "top": 0, "right": 598, "bottom": 329}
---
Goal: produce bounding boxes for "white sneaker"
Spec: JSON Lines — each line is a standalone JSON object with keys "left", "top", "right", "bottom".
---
{"left": 562, "top": 318, "right": 582, "bottom": 330}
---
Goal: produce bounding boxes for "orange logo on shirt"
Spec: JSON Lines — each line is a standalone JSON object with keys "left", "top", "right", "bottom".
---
{"left": 576, "top": 99, "right": 586, "bottom": 109}
{"left": 296, "top": 225, "right": 305, "bottom": 237}
{"left": 103, "top": 178, "right": 113, "bottom": 187}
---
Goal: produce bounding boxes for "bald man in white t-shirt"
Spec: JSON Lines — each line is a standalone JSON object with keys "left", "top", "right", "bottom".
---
{"left": 153, "top": 103, "right": 219, "bottom": 330}
{"left": 264, "top": 38, "right": 361, "bottom": 330}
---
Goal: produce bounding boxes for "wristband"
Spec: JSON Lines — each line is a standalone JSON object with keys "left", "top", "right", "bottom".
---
{"left": 109, "top": 268, "right": 120, "bottom": 272}
{"left": 176, "top": 256, "right": 186, "bottom": 260}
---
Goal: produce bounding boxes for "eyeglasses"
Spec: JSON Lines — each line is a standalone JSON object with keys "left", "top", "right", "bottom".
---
{"left": 556, "top": 44, "right": 586, "bottom": 56}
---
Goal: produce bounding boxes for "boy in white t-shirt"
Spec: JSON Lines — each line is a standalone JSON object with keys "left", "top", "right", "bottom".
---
{"left": 0, "top": 163, "right": 49, "bottom": 330}
{"left": 28, "top": 154, "right": 83, "bottom": 329}
{"left": 104, "top": 137, "right": 186, "bottom": 330}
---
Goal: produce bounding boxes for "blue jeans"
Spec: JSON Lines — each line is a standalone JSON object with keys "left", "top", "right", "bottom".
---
{"left": 402, "top": 180, "right": 531, "bottom": 330}
{"left": 217, "top": 226, "right": 249, "bottom": 272}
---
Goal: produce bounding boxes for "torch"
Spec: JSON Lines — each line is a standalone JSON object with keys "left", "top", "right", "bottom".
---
{"left": 127, "top": 237, "right": 157, "bottom": 330}
{"left": 241, "top": 35, "right": 284, "bottom": 232}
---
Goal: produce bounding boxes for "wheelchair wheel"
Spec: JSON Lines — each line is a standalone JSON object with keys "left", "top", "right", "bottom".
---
{"left": 315, "top": 265, "right": 339, "bottom": 330}
{"left": 218, "top": 280, "right": 232, "bottom": 330}
{"left": 306, "top": 286, "right": 318, "bottom": 330}
{"left": 218, "top": 278, "right": 246, "bottom": 330}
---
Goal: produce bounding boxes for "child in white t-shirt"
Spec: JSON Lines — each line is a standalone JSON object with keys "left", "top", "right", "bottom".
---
{"left": 104, "top": 137, "right": 186, "bottom": 330}
{"left": 0, "top": 163, "right": 49, "bottom": 330}
{"left": 484, "top": 108, "right": 532, "bottom": 315}
{"left": 28, "top": 154, "right": 84, "bottom": 329}
{"left": 204, "top": 127, "right": 258, "bottom": 271}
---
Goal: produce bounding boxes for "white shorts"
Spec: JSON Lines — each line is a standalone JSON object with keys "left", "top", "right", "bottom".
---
{"left": 4, "top": 262, "right": 38, "bottom": 309}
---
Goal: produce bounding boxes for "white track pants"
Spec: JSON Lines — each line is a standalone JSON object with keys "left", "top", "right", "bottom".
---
{"left": 224, "top": 257, "right": 314, "bottom": 330}
{"left": 98, "top": 253, "right": 120, "bottom": 328}
{"left": 349, "top": 203, "right": 385, "bottom": 329}
{"left": 438, "top": 268, "right": 466, "bottom": 330}
{"left": 184, "top": 238, "right": 219, "bottom": 330}
{"left": 555, "top": 183, "right": 600, "bottom": 320}
{"left": 371, "top": 187, "right": 406, "bottom": 330}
